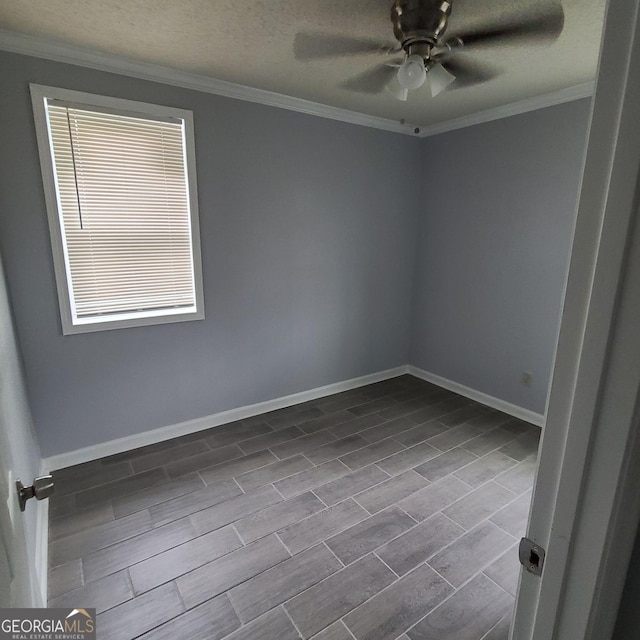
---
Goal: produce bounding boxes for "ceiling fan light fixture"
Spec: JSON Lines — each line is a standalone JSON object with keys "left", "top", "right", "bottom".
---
{"left": 385, "top": 77, "right": 409, "bottom": 101}
{"left": 427, "top": 62, "right": 456, "bottom": 97}
{"left": 397, "top": 54, "right": 427, "bottom": 90}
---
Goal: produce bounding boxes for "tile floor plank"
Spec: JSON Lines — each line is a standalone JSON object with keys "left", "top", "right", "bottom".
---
{"left": 138, "top": 594, "right": 241, "bottom": 640}
{"left": 112, "top": 473, "right": 205, "bottom": 518}
{"left": 494, "top": 456, "right": 537, "bottom": 495}
{"left": 314, "top": 465, "right": 390, "bottom": 506}
{"left": 177, "top": 535, "right": 290, "bottom": 609}
{"left": 483, "top": 544, "right": 521, "bottom": 597}
{"left": 224, "top": 607, "right": 301, "bottom": 640}
{"left": 480, "top": 615, "right": 512, "bottom": 640}
{"left": 355, "top": 470, "right": 429, "bottom": 514}
{"left": 414, "top": 448, "right": 478, "bottom": 482}
{"left": 228, "top": 544, "right": 342, "bottom": 622}
{"left": 328, "top": 414, "right": 388, "bottom": 439}
{"left": 377, "top": 512, "right": 465, "bottom": 576}
{"left": 48, "top": 377, "right": 537, "bottom": 640}
{"left": 489, "top": 489, "right": 532, "bottom": 537}
{"left": 275, "top": 460, "right": 350, "bottom": 498}
{"left": 299, "top": 411, "right": 358, "bottom": 435}
{"left": 52, "top": 460, "right": 133, "bottom": 496}
{"left": 129, "top": 525, "right": 242, "bottom": 594}
{"left": 407, "top": 574, "right": 513, "bottom": 640}
{"left": 376, "top": 442, "right": 440, "bottom": 476}
{"left": 149, "top": 478, "right": 243, "bottom": 527}
{"left": 198, "top": 449, "right": 278, "bottom": 485}
{"left": 83, "top": 517, "right": 197, "bottom": 583}
{"left": 461, "top": 428, "right": 519, "bottom": 458}
{"left": 164, "top": 444, "right": 244, "bottom": 478}
{"left": 347, "top": 396, "right": 399, "bottom": 417}
{"left": 325, "top": 506, "right": 415, "bottom": 565}
{"left": 393, "top": 422, "right": 449, "bottom": 447}
{"left": 309, "top": 621, "right": 353, "bottom": 640}
{"left": 49, "top": 502, "right": 115, "bottom": 541}
{"left": 237, "top": 426, "right": 306, "bottom": 455}
{"left": 205, "top": 421, "right": 274, "bottom": 449}
{"left": 266, "top": 407, "right": 325, "bottom": 430}
{"left": 74, "top": 468, "right": 167, "bottom": 509}
{"left": 427, "top": 424, "right": 483, "bottom": 452}
{"left": 358, "top": 417, "right": 415, "bottom": 443}
{"left": 49, "top": 510, "right": 152, "bottom": 567}
{"left": 235, "top": 455, "right": 313, "bottom": 492}
{"left": 305, "top": 435, "right": 370, "bottom": 465}
{"left": 453, "top": 452, "right": 518, "bottom": 488}
{"left": 284, "top": 554, "right": 396, "bottom": 639}
{"left": 235, "top": 492, "right": 324, "bottom": 544}
{"left": 190, "top": 485, "right": 283, "bottom": 535}
{"left": 131, "top": 440, "right": 210, "bottom": 473}
{"left": 49, "top": 570, "right": 133, "bottom": 615}
{"left": 97, "top": 582, "right": 184, "bottom": 640}
{"left": 428, "top": 521, "right": 516, "bottom": 587}
{"left": 339, "top": 439, "right": 405, "bottom": 471}
{"left": 437, "top": 404, "right": 492, "bottom": 428}
{"left": 278, "top": 499, "right": 369, "bottom": 555}
{"left": 443, "top": 482, "right": 517, "bottom": 530}
{"left": 398, "top": 477, "right": 471, "bottom": 522}
{"left": 343, "top": 563, "right": 453, "bottom": 640}
{"left": 48, "top": 559, "right": 83, "bottom": 599}
{"left": 497, "top": 431, "right": 540, "bottom": 462}
{"left": 271, "top": 430, "right": 337, "bottom": 460}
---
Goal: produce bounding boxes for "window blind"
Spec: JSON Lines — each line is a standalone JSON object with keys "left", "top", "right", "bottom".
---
{"left": 46, "top": 102, "right": 197, "bottom": 320}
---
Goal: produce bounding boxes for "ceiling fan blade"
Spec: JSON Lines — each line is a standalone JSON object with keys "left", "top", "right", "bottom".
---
{"left": 294, "top": 32, "right": 396, "bottom": 60}
{"left": 438, "top": 56, "right": 501, "bottom": 89}
{"left": 339, "top": 64, "right": 398, "bottom": 94}
{"left": 447, "top": 5, "right": 564, "bottom": 48}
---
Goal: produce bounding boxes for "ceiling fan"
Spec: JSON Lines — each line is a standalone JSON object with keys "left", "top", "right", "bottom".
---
{"left": 294, "top": 0, "right": 564, "bottom": 101}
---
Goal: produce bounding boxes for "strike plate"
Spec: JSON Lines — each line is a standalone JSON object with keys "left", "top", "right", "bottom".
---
{"left": 519, "top": 537, "right": 545, "bottom": 577}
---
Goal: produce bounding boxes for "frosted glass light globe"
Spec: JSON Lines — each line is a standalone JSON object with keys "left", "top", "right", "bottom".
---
{"left": 397, "top": 55, "right": 427, "bottom": 90}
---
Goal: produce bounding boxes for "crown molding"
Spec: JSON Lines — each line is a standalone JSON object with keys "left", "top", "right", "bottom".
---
{"left": 418, "top": 81, "right": 596, "bottom": 138}
{"left": 0, "top": 29, "right": 416, "bottom": 136}
{"left": 0, "top": 29, "right": 594, "bottom": 139}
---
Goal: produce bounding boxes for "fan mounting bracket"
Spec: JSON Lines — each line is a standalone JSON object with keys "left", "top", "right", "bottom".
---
{"left": 391, "top": 0, "right": 452, "bottom": 53}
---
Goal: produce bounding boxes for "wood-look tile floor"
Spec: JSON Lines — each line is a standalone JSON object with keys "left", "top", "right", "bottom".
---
{"left": 47, "top": 375, "right": 539, "bottom": 640}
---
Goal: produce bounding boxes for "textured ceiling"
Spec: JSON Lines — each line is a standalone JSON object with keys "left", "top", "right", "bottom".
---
{"left": 0, "top": 0, "right": 607, "bottom": 127}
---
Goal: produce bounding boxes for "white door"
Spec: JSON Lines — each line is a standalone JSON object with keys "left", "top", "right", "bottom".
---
{"left": 511, "top": 0, "right": 640, "bottom": 637}
{"left": 0, "top": 253, "right": 44, "bottom": 608}
{"left": 0, "top": 448, "right": 32, "bottom": 607}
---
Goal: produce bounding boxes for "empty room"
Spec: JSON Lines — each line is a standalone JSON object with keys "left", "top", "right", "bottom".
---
{"left": 6, "top": 0, "right": 640, "bottom": 639}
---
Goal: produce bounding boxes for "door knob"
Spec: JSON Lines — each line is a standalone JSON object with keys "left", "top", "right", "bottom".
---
{"left": 16, "top": 476, "right": 55, "bottom": 512}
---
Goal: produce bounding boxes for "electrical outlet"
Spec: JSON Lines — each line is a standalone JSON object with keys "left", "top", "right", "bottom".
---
{"left": 521, "top": 371, "right": 533, "bottom": 387}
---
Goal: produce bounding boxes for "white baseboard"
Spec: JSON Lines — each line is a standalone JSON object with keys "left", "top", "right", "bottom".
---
{"left": 42, "top": 363, "right": 544, "bottom": 472}
{"left": 407, "top": 365, "right": 545, "bottom": 427}
{"left": 42, "top": 366, "right": 410, "bottom": 471}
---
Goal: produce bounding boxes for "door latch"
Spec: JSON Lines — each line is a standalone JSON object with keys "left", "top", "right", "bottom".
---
{"left": 519, "top": 537, "right": 545, "bottom": 576}
{"left": 16, "top": 475, "right": 55, "bottom": 512}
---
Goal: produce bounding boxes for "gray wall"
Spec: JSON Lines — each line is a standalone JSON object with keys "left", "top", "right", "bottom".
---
{"left": 410, "top": 99, "right": 591, "bottom": 414}
{"left": 0, "top": 51, "right": 421, "bottom": 456}
{"left": 0, "top": 250, "right": 43, "bottom": 605}
{"left": 0, "top": 50, "right": 592, "bottom": 458}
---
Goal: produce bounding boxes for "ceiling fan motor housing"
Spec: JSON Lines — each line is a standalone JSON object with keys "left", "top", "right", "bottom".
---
{"left": 391, "top": 0, "right": 452, "bottom": 53}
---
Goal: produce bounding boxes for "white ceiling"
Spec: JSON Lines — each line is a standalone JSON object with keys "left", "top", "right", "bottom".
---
{"left": 0, "top": 0, "right": 607, "bottom": 128}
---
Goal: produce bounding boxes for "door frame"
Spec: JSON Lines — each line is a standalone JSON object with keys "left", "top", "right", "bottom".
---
{"left": 511, "top": 0, "right": 640, "bottom": 637}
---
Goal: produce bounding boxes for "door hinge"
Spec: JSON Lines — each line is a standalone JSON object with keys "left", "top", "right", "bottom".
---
{"left": 519, "top": 537, "right": 546, "bottom": 577}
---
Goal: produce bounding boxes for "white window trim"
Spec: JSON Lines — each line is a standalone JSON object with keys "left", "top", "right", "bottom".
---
{"left": 30, "top": 83, "right": 205, "bottom": 334}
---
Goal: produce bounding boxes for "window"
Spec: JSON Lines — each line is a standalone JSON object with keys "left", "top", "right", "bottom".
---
{"left": 31, "top": 85, "right": 204, "bottom": 334}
